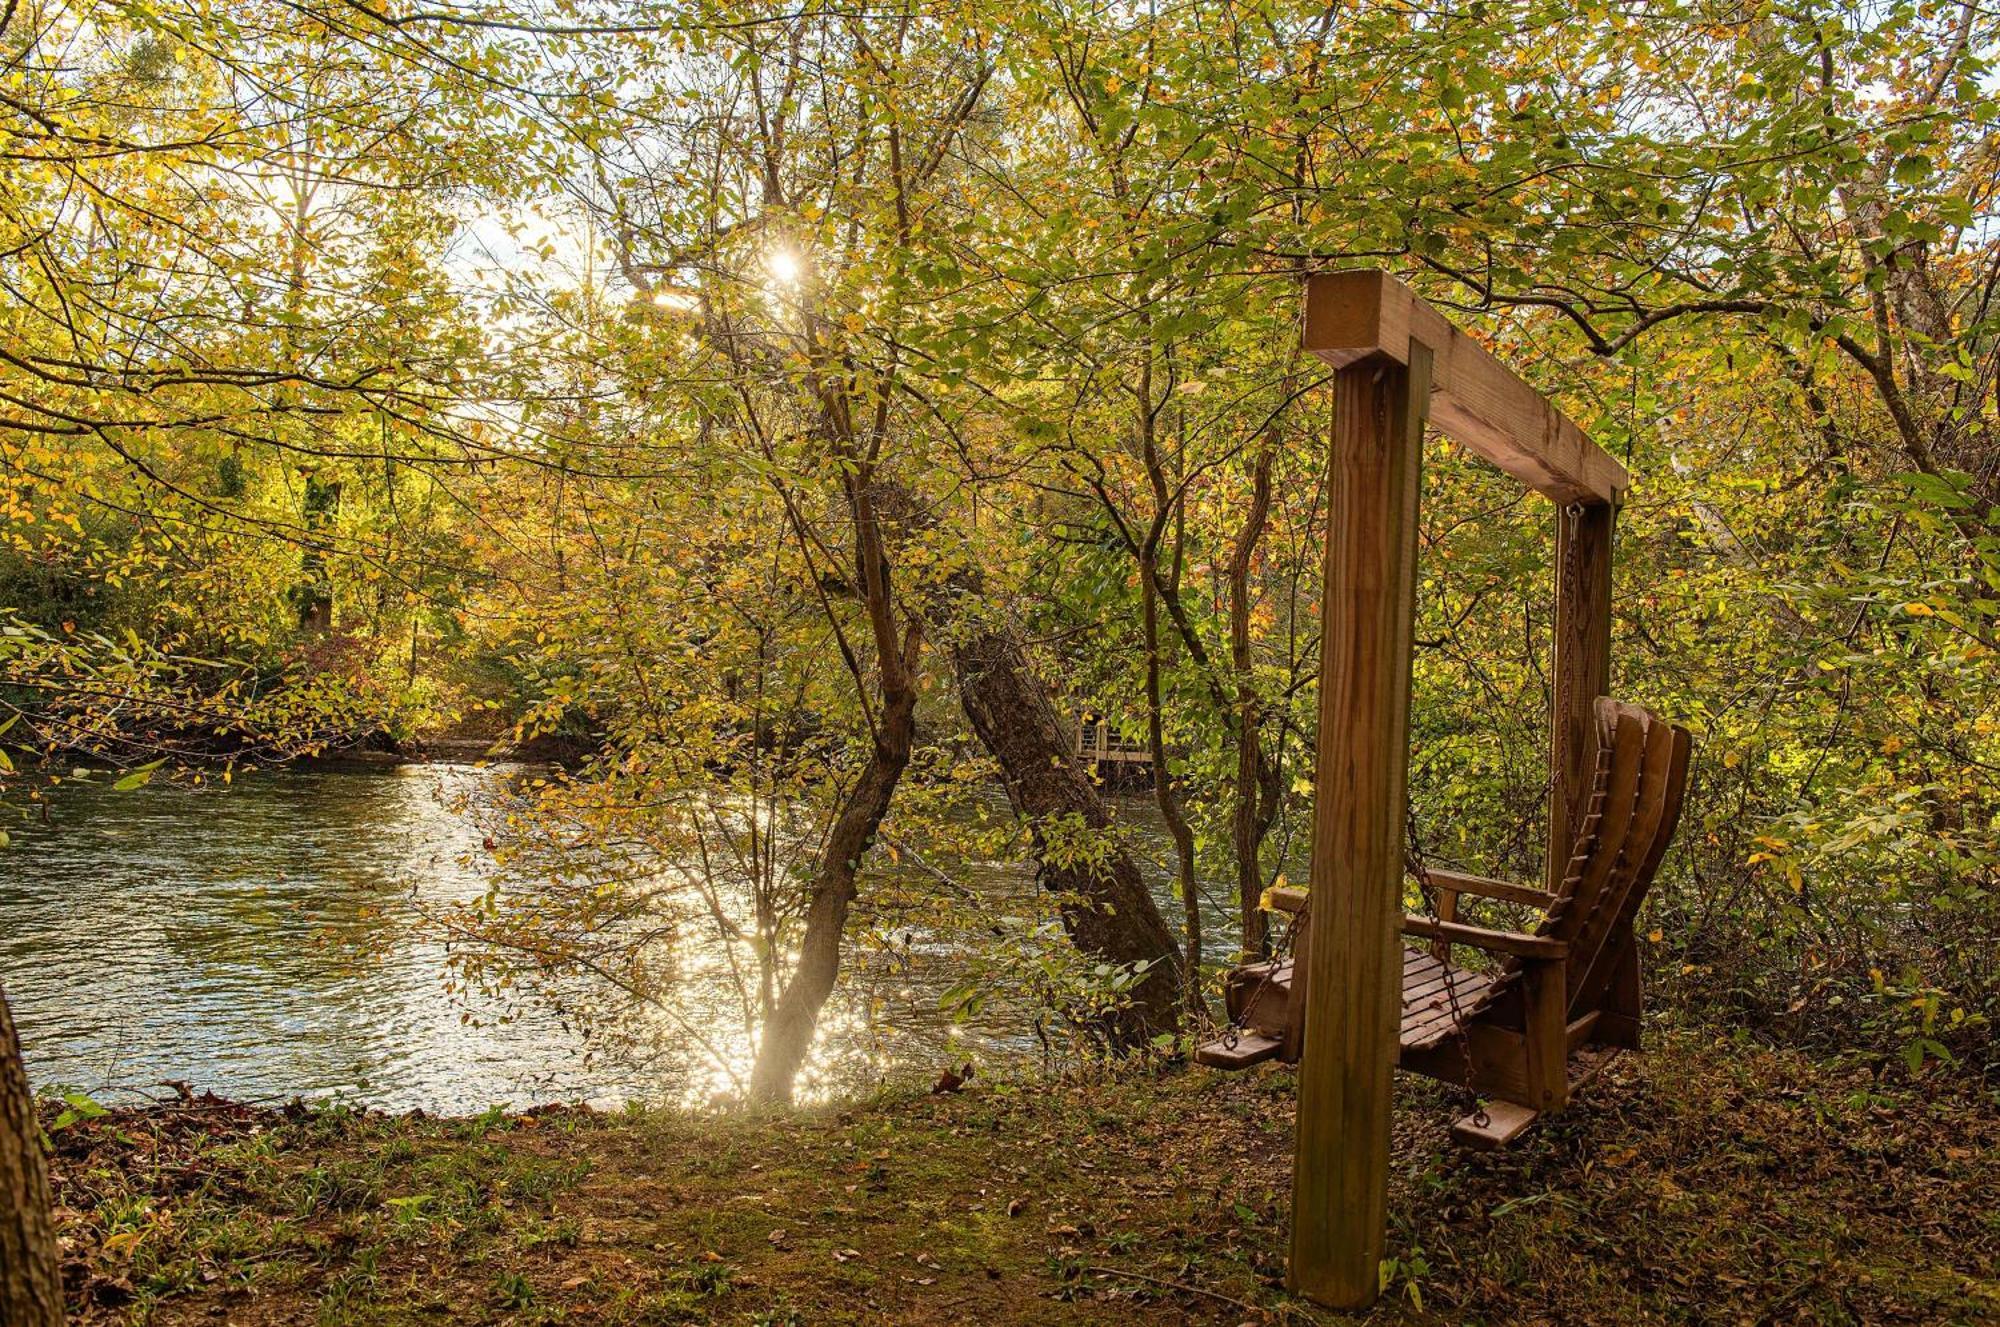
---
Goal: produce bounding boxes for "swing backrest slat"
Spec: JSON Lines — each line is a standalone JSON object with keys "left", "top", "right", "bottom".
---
{"left": 1565, "top": 701, "right": 1691, "bottom": 1017}
{"left": 1482, "top": 697, "right": 1690, "bottom": 1022}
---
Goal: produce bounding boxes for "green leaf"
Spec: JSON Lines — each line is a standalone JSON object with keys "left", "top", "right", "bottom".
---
{"left": 114, "top": 758, "right": 167, "bottom": 791}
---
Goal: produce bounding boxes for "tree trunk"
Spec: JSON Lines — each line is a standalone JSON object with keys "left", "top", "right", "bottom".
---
{"left": 747, "top": 452, "right": 922, "bottom": 1105}
{"left": 951, "top": 623, "right": 1184, "bottom": 1044}
{"left": 293, "top": 473, "right": 341, "bottom": 634}
{"left": 0, "top": 983, "right": 62, "bottom": 1327}
{"left": 746, "top": 674, "right": 917, "bottom": 1104}
{"left": 1139, "top": 549, "right": 1204, "bottom": 1011}
{"left": 1227, "top": 428, "right": 1277, "bottom": 961}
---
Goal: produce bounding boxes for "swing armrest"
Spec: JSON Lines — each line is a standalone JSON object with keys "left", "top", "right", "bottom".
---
{"left": 1417, "top": 869, "right": 1557, "bottom": 910}
{"left": 1264, "top": 885, "right": 1310, "bottom": 915}
{"left": 1401, "top": 915, "right": 1568, "bottom": 960}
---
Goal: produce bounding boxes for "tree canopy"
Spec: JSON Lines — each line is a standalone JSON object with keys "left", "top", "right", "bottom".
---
{"left": 4, "top": 0, "right": 1997, "bottom": 1096}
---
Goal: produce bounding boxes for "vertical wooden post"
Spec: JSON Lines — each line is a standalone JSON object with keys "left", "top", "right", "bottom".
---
{"left": 1521, "top": 959, "right": 1572, "bottom": 1113}
{"left": 1548, "top": 498, "right": 1616, "bottom": 894}
{"left": 1289, "top": 343, "right": 1431, "bottom": 1309}
{"left": 1601, "top": 938, "right": 1644, "bottom": 1048}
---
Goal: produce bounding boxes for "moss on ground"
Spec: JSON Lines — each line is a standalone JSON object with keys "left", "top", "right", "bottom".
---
{"left": 44, "top": 1033, "right": 2000, "bottom": 1325}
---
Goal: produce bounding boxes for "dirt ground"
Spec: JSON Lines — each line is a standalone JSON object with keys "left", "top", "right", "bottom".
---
{"left": 44, "top": 1033, "right": 2000, "bottom": 1325}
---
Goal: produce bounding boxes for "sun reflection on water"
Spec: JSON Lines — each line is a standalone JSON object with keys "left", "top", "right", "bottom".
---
{"left": 0, "top": 763, "right": 1214, "bottom": 1113}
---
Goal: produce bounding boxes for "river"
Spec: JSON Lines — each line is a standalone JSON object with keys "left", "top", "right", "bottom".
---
{"left": 0, "top": 762, "right": 1231, "bottom": 1113}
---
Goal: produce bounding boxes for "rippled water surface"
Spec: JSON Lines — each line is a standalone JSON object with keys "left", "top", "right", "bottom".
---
{"left": 1, "top": 764, "right": 1213, "bottom": 1112}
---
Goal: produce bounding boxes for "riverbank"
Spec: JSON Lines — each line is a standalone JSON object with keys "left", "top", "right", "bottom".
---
{"left": 44, "top": 1033, "right": 1999, "bottom": 1325}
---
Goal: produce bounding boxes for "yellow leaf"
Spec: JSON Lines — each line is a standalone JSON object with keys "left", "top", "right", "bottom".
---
{"left": 101, "top": 1229, "right": 144, "bottom": 1258}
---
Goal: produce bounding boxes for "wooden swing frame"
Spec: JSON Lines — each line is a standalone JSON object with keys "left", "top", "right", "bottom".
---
{"left": 1288, "top": 271, "right": 1628, "bottom": 1308}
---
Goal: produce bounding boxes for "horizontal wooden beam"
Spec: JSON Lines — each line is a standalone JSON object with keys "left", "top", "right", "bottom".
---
{"left": 1420, "top": 868, "right": 1558, "bottom": 910}
{"left": 1400, "top": 915, "right": 1569, "bottom": 960}
{"left": 1265, "top": 884, "right": 1309, "bottom": 915}
{"left": 1303, "top": 270, "right": 1628, "bottom": 506}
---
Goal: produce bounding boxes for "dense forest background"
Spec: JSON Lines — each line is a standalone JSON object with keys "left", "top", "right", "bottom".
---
{"left": 3, "top": 0, "right": 1996, "bottom": 1102}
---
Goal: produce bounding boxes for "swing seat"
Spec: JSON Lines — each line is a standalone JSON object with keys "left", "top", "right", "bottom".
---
{"left": 1204, "top": 949, "right": 1495, "bottom": 1061}
{"left": 1196, "top": 697, "right": 1691, "bottom": 1148}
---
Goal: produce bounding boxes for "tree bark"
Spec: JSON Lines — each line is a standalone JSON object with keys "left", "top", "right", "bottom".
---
{"left": 951, "top": 623, "right": 1184, "bottom": 1044}
{"left": 1138, "top": 548, "right": 1204, "bottom": 1010}
{"left": 746, "top": 666, "right": 917, "bottom": 1104}
{"left": 293, "top": 473, "right": 341, "bottom": 634}
{"left": 1227, "top": 424, "right": 1278, "bottom": 961}
{"left": 747, "top": 447, "right": 923, "bottom": 1104}
{"left": 0, "top": 983, "right": 62, "bottom": 1327}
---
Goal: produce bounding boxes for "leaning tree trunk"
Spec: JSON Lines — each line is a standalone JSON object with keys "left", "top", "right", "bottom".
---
{"left": 951, "top": 624, "right": 1184, "bottom": 1044}
{"left": 1, "top": 983, "right": 62, "bottom": 1327}
{"left": 746, "top": 440, "right": 923, "bottom": 1106}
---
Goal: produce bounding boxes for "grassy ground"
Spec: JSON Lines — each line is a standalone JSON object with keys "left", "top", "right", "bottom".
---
{"left": 44, "top": 1033, "right": 2000, "bottom": 1325}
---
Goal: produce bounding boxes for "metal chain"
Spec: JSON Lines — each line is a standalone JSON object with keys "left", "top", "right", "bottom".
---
{"left": 1554, "top": 499, "right": 1586, "bottom": 857}
{"left": 1394, "top": 505, "right": 1584, "bottom": 1127}
{"left": 1405, "top": 806, "right": 1487, "bottom": 1129}
{"left": 1217, "top": 893, "right": 1303, "bottom": 1053}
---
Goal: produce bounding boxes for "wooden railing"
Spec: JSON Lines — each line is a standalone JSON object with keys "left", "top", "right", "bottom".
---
{"left": 1075, "top": 718, "right": 1149, "bottom": 764}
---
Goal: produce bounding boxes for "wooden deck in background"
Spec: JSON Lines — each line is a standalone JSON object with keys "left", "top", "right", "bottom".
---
{"left": 1075, "top": 718, "right": 1150, "bottom": 768}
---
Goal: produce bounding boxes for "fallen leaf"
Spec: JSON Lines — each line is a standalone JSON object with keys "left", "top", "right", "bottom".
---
{"left": 100, "top": 1230, "right": 143, "bottom": 1259}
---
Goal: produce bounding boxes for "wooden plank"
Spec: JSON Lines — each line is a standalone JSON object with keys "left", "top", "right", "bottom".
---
{"left": 1450, "top": 1100, "right": 1540, "bottom": 1150}
{"left": 1401, "top": 976, "right": 1484, "bottom": 1016}
{"left": 1237, "top": 976, "right": 1295, "bottom": 1037}
{"left": 1521, "top": 958, "right": 1570, "bottom": 1114}
{"left": 1548, "top": 707, "right": 1648, "bottom": 985}
{"left": 1303, "top": 271, "right": 1628, "bottom": 505}
{"left": 1401, "top": 915, "right": 1568, "bottom": 960}
{"left": 1265, "top": 884, "right": 1309, "bottom": 915}
{"left": 1576, "top": 715, "right": 1688, "bottom": 1015}
{"left": 1570, "top": 707, "right": 1675, "bottom": 1009}
{"left": 1428, "top": 876, "right": 1459, "bottom": 960}
{"left": 1399, "top": 955, "right": 1477, "bottom": 992}
{"left": 1195, "top": 1030, "right": 1284, "bottom": 1070}
{"left": 1548, "top": 501, "right": 1615, "bottom": 894}
{"left": 1400, "top": 968, "right": 1490, "bottom": 1019}
{"left": 1405, "top": 979, "right": 1478, "bottom": 1019}
{"left": 1283, "top": 896, "right": 1311, "bottom": 1064}
{"left": 1599, "top": 938, "right": 1644, "bottom": 1049}
{"left": 1400, "top": 979, "right": 1496, "bottom": 1049}
{"left": 1419, "top": 868, "right": 1558, "bottom": 909}
{"left": 1400, "top": 969, "right": 1465, "bottom": 1005}
{"left": 1400, "top": 1022, "right": 1532, "bottom": 1101}
{"left": 1565, "top": 1010, "right": 1603, "bottom": 1053}
{"left": 1288, "top": 342, "right": 1431, "bottom": 1311}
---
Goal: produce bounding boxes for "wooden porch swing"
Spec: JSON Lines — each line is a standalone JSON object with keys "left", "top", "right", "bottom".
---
{"left": 1212, "top": 271, "right": 1693, "bottom": 1310}
{"left": 1198, "top": 695, "right": 1691, "bottom": 1147}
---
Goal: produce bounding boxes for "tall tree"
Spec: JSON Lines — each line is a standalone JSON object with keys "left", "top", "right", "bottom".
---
{"left": 0, "top": 985, "right": 61, "bottom": 1327}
